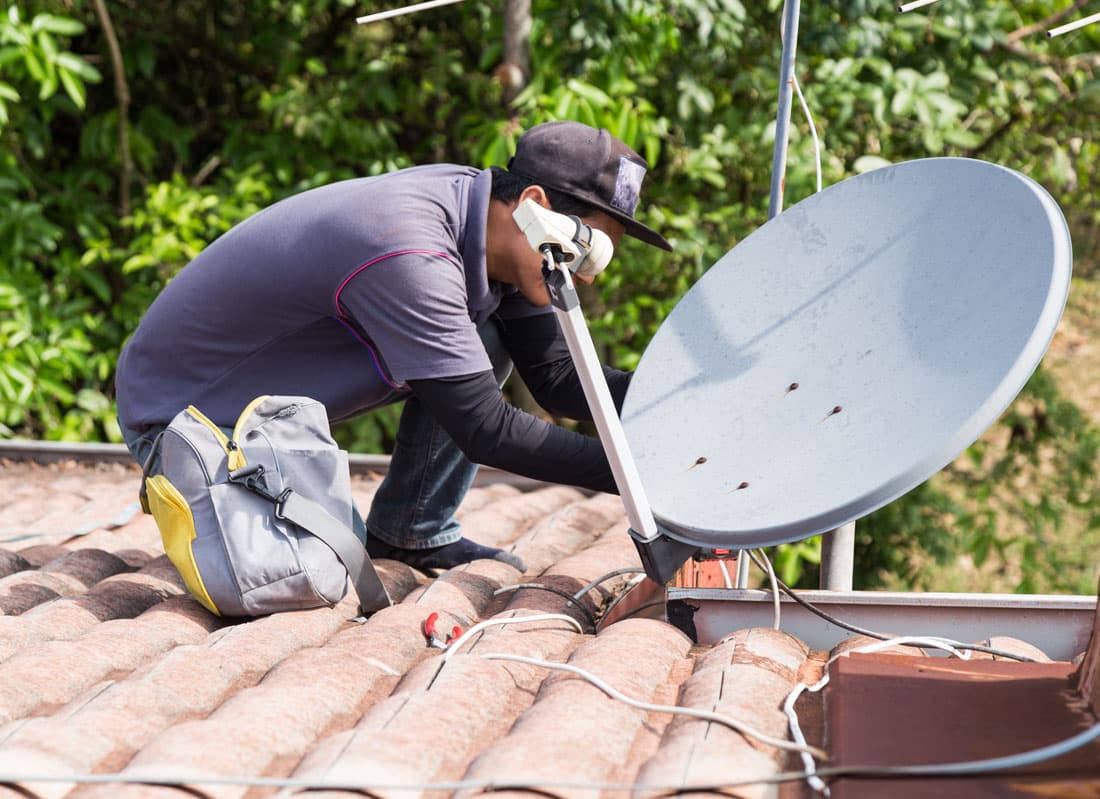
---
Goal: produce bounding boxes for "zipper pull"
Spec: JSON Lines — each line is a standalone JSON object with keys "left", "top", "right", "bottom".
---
{"left": 227, "top": 439, "right": 239, "bottom": 451}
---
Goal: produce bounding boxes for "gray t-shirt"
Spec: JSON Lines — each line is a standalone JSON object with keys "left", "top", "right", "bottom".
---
{"left": 117, "top": 165, "right": 534, "bottom": 429}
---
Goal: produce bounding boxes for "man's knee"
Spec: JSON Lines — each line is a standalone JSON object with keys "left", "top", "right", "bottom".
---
{"left": 120, "top": 421, "right": 166, "bottom": 473}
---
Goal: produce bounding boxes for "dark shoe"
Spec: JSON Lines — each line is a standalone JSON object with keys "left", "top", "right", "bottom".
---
{"left": 366, "top": 535, "right": 525, "bottom": 574}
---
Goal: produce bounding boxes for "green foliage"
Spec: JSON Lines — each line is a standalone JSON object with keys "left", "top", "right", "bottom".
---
{"left": 856, "top": 366, "right": 1100, "bottom": 594}
{"left": 2, "top": 0, "right": 1100, "bottom": 591}
{"left": 0, "top": 6, "right": 101, "bottom": 124}
{"left": 332, "top": 404, "right": 403, "bottom": 455}
{"left": 112, "top": 171, "right": 273, "bottom": 278}
{"left": 0, "top": 3, "right": 113, "bottom": 440}
{"left": 771, "top": 537, "right": 822, "bottom": 588}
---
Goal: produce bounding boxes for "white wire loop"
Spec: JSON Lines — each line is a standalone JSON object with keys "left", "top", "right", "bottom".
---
{"left": 750, "top": 549, "right": 783, "bottom": 630}
{"left": 441, "top": 613, "right": 585, "bottom": 664}
{"left": 792, "top": 76, "right": 823, "bottom": 193}
{"left": 478, "top": 652, "right": 826, "bottom": 757}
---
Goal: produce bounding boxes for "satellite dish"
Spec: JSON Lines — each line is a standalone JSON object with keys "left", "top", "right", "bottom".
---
{"left": 621, "top": 157, "right": 1072, "bottom": 550}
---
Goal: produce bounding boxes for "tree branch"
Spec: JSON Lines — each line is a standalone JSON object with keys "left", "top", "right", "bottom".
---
{"left": 998, "top": 38, "right": 1055, "bottom": 65}
{"left": 92, "top": 0, "right": 132, "bottom": 217}
{"left": 997, "top": 39, "right": 1100, "bottom": 74}
{"left": 190, "top": 155, "right": 222, "bottom": 188}
{"left": 967, "top": 109, "right": 1024, "bottom": 158}
{"left": 1006, "top": 0, "right": 1090, "bottom": 43}
{"left": 1068, "top": 51, "right": 1100, "bottom": 69}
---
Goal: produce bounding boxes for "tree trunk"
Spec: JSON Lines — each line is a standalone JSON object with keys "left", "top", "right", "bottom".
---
{"left": 500, "top": 0, "right": 531, "bottom": 105}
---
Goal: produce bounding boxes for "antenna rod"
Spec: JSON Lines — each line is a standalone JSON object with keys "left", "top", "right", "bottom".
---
{"left": 1048, "top": 11, "right": 1100, "bottom": 38}
{"left": 898, "top": 0, "right": 940, "bottom": 13}
{"left": 356, "top": 0, "right": 464, "bottom": 25}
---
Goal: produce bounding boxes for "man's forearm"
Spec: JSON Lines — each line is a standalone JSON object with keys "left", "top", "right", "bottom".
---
{"left": 498, "top": 311, "right": 632, "bottom": 421}
{"left": 408, "top": 372, "right": 618, "bottom": 493}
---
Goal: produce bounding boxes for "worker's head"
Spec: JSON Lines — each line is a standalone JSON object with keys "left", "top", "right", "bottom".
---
{"left": 486, "top": 120, "right": 670, "bottom": 306}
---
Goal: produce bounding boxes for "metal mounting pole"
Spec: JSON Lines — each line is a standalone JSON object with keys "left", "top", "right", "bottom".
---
{"left": 735, "top": 554, "right": 751, "bottom": 588}
{"left": 767, "top": 0, "right": 856, "bottom": 589}
{"left": 820, "top": 521, "right": 856, "bottom": 590}
{"left": 768, "top": 0, "right": 802, "bottom": 219}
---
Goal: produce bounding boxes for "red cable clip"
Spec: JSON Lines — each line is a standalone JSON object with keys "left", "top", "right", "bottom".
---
{"left": 423, "top": 612, "right": 463, "bottom": 649}
{"left": 447, "top": 624, "right": 462, "bottom": 645}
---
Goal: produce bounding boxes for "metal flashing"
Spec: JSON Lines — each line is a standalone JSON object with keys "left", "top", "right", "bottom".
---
{"left": 669, "top": 588, "right": 1096, "bottom": 659}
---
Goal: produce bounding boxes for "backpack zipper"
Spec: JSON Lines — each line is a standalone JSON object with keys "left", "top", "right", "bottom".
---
{"left": 227, "top": 395, "right": 273, "bottom": 471}
{"left": 185, "top": 404, "right": 250, "bottom": 471}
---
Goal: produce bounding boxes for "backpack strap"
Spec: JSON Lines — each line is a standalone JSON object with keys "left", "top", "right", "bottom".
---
{"left": 137, "top": 429, "right": 167, "bottom": 514}
{"left": 228, "top": 465, "right": 391, "bottom": 614}
{"left": 276, "top": 491, "right": 391, "bottom": 614}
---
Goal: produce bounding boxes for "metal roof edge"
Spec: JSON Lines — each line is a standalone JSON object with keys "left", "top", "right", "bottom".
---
{"left": 0, "top": 440, "right": 553, "bottom": 490}
{"left": 669, "top": 587, "right": 1097, "bottom": 659}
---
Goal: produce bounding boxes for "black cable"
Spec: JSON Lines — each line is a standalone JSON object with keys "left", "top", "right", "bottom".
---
{"left": 752, "top": 553, "right": 1038, "bottom": 663}
{"left": 0, "top": 782, "right": 45, "bottom": 799}
{"left": 571, "top": 567, "right": 646, "bottom": 601}
{"left": 493, "top": 583, "right": 597, "bottom": 629}
{"left": 4, "top": 718, "right": 1100, "bottom": 797}
{"left": 481, "top": 788, "right": 566, "bottom": 799}
{"left": 606, "top": 598, "right": 666, "bottom": 624}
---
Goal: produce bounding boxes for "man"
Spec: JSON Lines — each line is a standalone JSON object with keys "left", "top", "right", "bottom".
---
{"left": 116, "top": 120, "right": 672, "bottom": 574}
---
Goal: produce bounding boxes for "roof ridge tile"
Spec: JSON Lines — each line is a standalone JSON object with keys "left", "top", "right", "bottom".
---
{"left": 0, "top": 595, "right": 365, "bottom": 798}
{"left": 289, "top": 609, "right": 587, "bottom": 795}
{"left": 455, "top": 486, "right": 587, "bottom": 551}
{"left": 86, "top": 607, "right": 436, "bottom": 799}
{"left": 509, "top": 494, "right": 628, "bottom": 576}
{"left": 62, "top": 552, "right": 523, "bottom": 797}
{"left": 633, "top": 627, "right": 812, "bottom": 795}
{"left": 0, "top": 551, "right": 31, "bottom": 580}
{"left": 454, "top": 616, "right": 692, "bottom": 794}
{"left": 0, "top": 557, "right": 186, "bottom": 664}
{"left": 453, "top": 483, "right": 523, "bottom": 519}
{"left": 0, "top": 595, "right": 223, "bottom": 728}
{"left": 0, "top": 549, "right": 133, "bottom": 616}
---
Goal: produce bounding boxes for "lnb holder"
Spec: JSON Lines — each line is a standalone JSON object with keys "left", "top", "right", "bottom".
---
{"left": 628, "top": 527, "right": 700, "bottom": 585}
{"left": 544, "top": 263, "right": 579, "bottom": 311}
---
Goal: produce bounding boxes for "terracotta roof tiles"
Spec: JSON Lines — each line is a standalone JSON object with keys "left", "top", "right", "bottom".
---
{"left": 634, "top": 629, "right": 811, "bottom": 799}
{"left": 0, "top": 456, "right": 1095, "bottom": 799}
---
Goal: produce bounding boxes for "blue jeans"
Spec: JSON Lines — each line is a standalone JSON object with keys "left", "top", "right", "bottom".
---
{"left": 365, "top": 318, "right": 512, "bottom": 549}
{"left": 122, "top": 318, "right": 513, "bottom": 551}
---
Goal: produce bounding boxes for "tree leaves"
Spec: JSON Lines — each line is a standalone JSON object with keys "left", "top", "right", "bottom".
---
{"left": 2, "top": 0, "right": 1099, "bottom": 589}
{"left": 0, "top": 7, "right": 100, "bottom": 117}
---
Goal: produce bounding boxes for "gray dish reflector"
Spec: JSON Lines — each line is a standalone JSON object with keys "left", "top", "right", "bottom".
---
{"left": 621, "top": 157, "right": 1072, "bottom": 549}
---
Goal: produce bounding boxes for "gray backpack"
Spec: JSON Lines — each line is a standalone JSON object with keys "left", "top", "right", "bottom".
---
{"left": 143, "top": 395, "right": 391, "bottom": 617}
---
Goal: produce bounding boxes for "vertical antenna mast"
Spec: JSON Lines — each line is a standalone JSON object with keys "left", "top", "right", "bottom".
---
{"left": 766, "top": 1, "right": 857, "bottom": 590}
{"left": 768, "top": 0, "right": 803, "bottom": 219}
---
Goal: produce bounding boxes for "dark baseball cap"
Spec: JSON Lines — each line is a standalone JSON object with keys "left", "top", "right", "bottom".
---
{"left": 507, "top": 121, "right": 672, "bottom": 251}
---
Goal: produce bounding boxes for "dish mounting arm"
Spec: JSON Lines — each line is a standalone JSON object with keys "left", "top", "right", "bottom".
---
{"left": 541, "top": 259, "right": 698, "bottom": 584}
